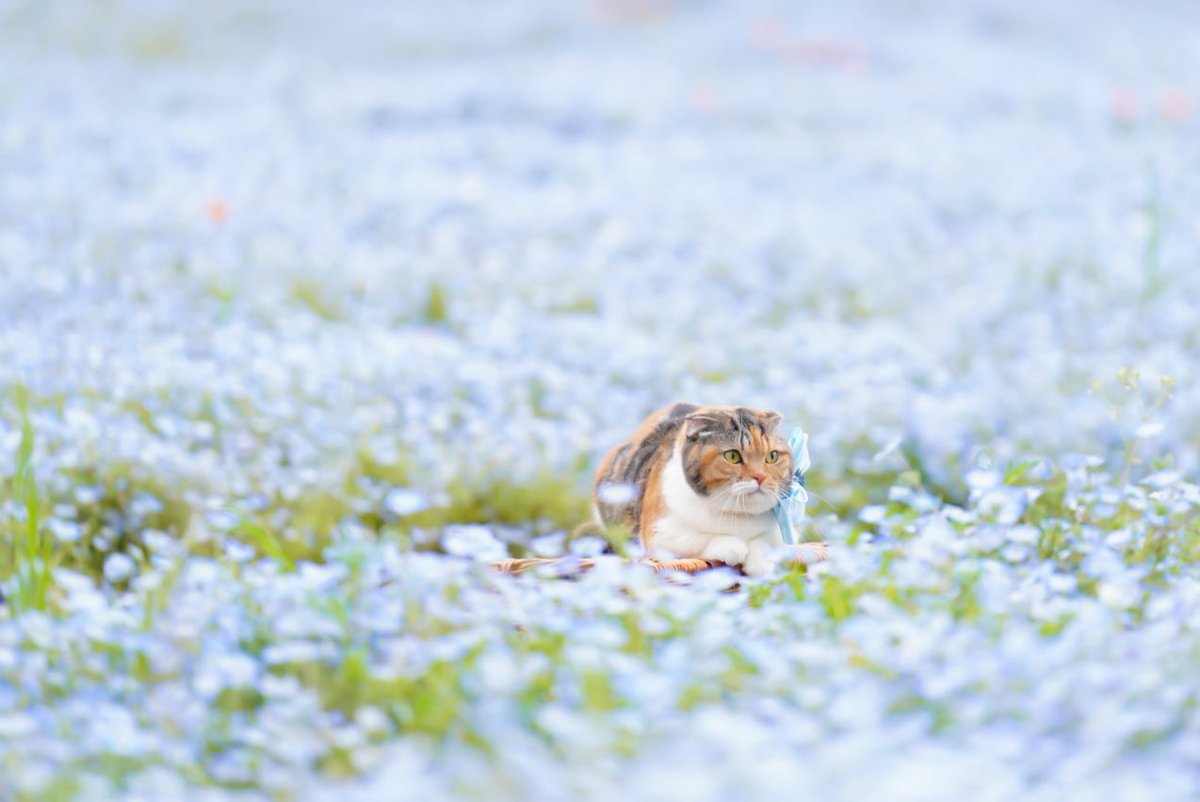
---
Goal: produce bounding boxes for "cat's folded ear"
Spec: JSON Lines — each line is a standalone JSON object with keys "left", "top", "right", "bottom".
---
{"left": 759, "top": 410, "right": 783, "bottom": 431}
{"left": 684, "top": 411, "right": 729, "bottom": 441}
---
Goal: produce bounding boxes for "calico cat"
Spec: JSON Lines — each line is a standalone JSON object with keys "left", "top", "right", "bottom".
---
{"left": 594, "top": 402, "right": 798, "bottom": 576}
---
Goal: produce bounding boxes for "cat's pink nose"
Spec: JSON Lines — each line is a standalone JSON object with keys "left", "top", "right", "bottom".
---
{"left": 751, "top": 473, "right": 766, "bottom": 485}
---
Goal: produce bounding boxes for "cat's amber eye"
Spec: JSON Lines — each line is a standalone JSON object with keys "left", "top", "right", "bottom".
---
{"left": 765, "top": 450, "right": 780, "bottom": 464}
{"left": 723, "top": 449, "right": 743, "bottom": 464}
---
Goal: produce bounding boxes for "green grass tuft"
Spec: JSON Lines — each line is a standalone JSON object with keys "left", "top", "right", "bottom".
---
{"left": 6, "top": 385, "right": 54, "bottom": 613}
{"left": 422, "top": 281, "right": 451, "bottom": 325}
{"left": 290, "top": 279, "right": 348, "bottom": 321}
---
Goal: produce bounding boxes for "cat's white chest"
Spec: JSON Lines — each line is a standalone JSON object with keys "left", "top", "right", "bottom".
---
{"left": 651, "top": 446, "right": 780, "bottom": 557}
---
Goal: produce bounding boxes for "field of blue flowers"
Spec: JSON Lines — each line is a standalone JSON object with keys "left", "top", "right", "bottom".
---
{"left": 3, "top": 1, "right": 1200, "bottom": 800}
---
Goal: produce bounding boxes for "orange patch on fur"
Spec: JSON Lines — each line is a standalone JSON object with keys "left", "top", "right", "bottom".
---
{"left": 638, "top": 461, "right": 670, "bottom": 550}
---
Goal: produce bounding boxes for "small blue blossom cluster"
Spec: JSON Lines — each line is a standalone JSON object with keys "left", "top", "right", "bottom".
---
{"left": 2, "top": 1, "right": 1200, "bottom": 800}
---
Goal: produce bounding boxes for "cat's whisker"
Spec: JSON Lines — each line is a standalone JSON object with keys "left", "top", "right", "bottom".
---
{"left": 778, "top": 489, "right": 831, "bottom": 542}
{"left": 795, "top": 487, "right": 836, "bottom": 513}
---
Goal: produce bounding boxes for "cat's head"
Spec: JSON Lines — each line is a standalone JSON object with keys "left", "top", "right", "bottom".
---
{"left": 679, "top": 406, "right": 794, "bottom": 513}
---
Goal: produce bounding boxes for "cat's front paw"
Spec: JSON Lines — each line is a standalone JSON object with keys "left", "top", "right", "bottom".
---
{"left": 700, "top": 536, "right": 749, "bottom": 567}
{"left": 740, "top": 552, "right": 775, "bottom": 577}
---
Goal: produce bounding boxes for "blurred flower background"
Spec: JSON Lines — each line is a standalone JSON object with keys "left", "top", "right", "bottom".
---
{"left": 2, "top": 1, "right": 1200, "bottom": 800}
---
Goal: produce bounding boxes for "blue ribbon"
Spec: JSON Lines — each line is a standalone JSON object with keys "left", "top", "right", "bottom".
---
{"left": 772, "top": 426, "right": 810, "bottom": 545}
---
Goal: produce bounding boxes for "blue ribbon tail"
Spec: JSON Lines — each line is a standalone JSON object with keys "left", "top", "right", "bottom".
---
{"left": 773, "top": 500, "right": 795, "bottom": 545}
{"left": 773, "top": 426, "right": 810, "bottom": 547}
